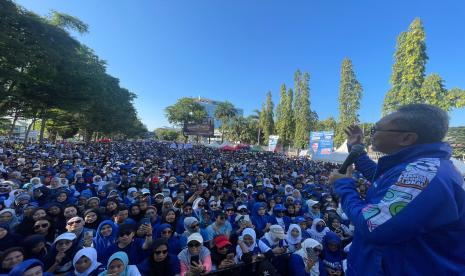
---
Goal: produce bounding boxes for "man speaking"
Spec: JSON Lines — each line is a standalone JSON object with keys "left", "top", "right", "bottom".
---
{"left": 329, "top": 104, "right": 465, "bottom": 275}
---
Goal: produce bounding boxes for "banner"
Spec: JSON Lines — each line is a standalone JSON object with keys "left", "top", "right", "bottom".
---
{"left": 268, "top": 135, "right": 279, "bottom": 152}
{"left": 310, "top": 131, "right": 334, "bottom": 157}
{"left": 183, "top": 118, "right": 214, "bottom": 136}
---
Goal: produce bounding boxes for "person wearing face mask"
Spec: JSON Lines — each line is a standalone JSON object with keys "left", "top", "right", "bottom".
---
{"left": 308, "top": 219, "right": 330, "bottom": 244}
{"left": 258, "top": 225, "right": 288, "bottom": 275}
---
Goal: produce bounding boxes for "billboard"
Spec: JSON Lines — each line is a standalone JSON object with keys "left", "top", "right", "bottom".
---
{"left": 268, "top": 135, "right": 279, "bottom": 152}
{"left": 183, "top": 118, "right": 214, "bottom": 136}
{"left": 310, "top": 131, "right": 334, "bottom": 157}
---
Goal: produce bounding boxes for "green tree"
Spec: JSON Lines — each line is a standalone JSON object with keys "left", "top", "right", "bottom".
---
{"left": 446, "top": 127, "right": 465, "bottom": 158}
{"left": 214, "top": 101, "right": 237, "bottom": 142}
{"left": 383, "top": 18, "right": 427, "bottom": 114}
{"left": 261, "top": 92, "right": 275, "bottom": 145}
{"left": 316, "top": 117, "right": 337, "bottom": 131}
{"left": 335, "top": 58, "right": 363, "bottom": 147}
{"left": 276, "top": 84, "right": 294, "bottom": 147}
{"left": 382, "top": 18, "right": 465, "bottom": 114}
{"left": 294, "top": 72, "right": 316, "bottom": 149}
{"left": 165, "top": 98, "right": 207, "bottom": 140}
{"left": 155, "top": 128, "right": 180, "bottom": 141}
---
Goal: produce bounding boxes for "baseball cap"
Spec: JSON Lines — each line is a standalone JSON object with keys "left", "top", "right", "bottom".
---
{"left": 213, "top": 235, "right": 232, "bottom": 249}
{"left": 237, "top": 205, "right": 248, "bottom": 211}
{"left": 54, "top": 232, "right": 76, "bottom": 243}
{"left": 187, "top": 233, "right": 203, "bottom": 245}
{"left": 269, "top": 225, "right": 285, "bottom": 240}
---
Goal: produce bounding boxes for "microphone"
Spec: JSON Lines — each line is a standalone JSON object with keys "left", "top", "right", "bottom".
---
{"left": 338, "top": 144, "right": 365, "bottom": 174}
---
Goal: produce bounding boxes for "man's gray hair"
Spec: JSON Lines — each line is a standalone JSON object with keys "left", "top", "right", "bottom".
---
{"left": 393, "top": 103, "right": 449, "bottom": 144}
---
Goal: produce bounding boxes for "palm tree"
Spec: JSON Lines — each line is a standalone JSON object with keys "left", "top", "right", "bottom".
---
{"left": 214, "top": 101, "right": 237, "bottom": 142}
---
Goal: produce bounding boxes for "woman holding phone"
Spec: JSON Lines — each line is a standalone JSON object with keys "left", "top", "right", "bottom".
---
{"left": 177, "top": 233, "right": 211, "bottom": 276}
{"left": 288, "top": 238, "right": 322, "bottom": 276}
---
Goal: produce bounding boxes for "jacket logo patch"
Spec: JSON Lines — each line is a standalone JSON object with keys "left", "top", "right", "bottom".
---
{"left": 363, "top": 158, "right": 440, "bottom": 232}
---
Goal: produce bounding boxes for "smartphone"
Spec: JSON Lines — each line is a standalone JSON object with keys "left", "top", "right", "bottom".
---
{"left": 306, "top": 247, "right": 318, "bottom": 263}
{"left": 190, "top": 255, "right": 200, "bottom": 266}
{"left": 84, "top": 230, "right": 93, "bottom": 239}
{"left": 141, "top": 218, "right": 151, "bottom": 225}
{"left": 226, "top": 253, "right": 235, "bottom": 260}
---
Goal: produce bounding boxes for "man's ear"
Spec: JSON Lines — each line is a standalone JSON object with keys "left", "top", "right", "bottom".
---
{"left": 399, "top": 132, "right": 418, "bottom": 146}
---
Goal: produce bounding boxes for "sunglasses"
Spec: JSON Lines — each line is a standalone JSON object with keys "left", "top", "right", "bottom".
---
{"left": 188, "top": 242, "right": 201, "bottom": 248}
{"left": 67, "top": 220, "right": 82, "bottom": 225}
{"left": 119, "top": 231, "right": 133, "bottom": 237}
{"left": 34, "top": 223, "right": 49, "bottom": 230}
{"left": 154, "top": 249, "right": 168, "bottom": 255}
{"left": 162, "top": 230, "right": 172, "bottom": 235}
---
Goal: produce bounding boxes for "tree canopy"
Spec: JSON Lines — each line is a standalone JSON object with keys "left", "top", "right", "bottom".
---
{"left": 0, "top": 0, "right": 147, "bottom": 142}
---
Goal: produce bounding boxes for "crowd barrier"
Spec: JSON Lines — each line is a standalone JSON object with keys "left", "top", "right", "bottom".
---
{"left": 205, "top": 252, "right": 291, "bottom": 275}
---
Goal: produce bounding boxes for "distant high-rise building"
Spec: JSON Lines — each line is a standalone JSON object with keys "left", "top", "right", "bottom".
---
{"left": 192, "top": 98, "right": 244, "bottom": 129}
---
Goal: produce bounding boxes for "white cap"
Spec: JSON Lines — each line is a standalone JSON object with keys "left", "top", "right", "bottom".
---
{"left": 187, "top": 233, "right": 203, "bottom": 245}
{"left": 54, "top": 232, "right": 76, "bottom": 243}
{"left": 141, "top": 188, "right": 150, "bottom": 194}
{"left": 237, "top": 205, "right": 248, "bottom": 211}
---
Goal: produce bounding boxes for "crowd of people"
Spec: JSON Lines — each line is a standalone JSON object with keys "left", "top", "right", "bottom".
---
{"left": 0, "top": 140, "right": 367, "bottom": 276}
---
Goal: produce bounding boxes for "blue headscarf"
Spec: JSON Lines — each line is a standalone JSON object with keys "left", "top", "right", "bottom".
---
{"left": 99, "top": 251, "right": 129, "bottom": 276}
{"left": 322, "top": 231, "right": 345, "bottom": 272}
{"left": 251, "top": 202, "right": 270, "bottom": 233}
{"left": 94, "top": 220, "right": 118, "bottom": 250}
{"left": 8, "top": 259, "right": 49, "bottom": 276}
{"left": 155, "top": 223, "right": 181, "bottom": 254}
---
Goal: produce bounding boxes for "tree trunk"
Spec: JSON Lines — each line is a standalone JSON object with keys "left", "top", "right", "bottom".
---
{"left": 24, "top": 117, "right": 37, "bottom": 143}
{"left": 39, "top": 116, "right": 47, "bottom": 144}
{"left": 257, "top": 128, "right": 261, "bottom": 145}
{"left": 7, "top": 108, "right": 20, "bottom": 141}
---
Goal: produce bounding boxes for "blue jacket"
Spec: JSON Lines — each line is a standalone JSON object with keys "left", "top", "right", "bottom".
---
{"left": 335, "top": 142, "right": 465, "bottom": 275}
{"left": 288, "top": 254, "right": 310, "bottom": 276}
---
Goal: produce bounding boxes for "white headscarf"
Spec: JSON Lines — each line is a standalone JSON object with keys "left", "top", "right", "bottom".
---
{"left": 308, "top": 218, "right": 330, "bottom": 243}
{"left": 73, "top": 247, "right": 101, "bottom": 276}
{"left": 294, "top": 238, "right": 322, "bottom": 272}
{"left": 286, "top": 224, "right": 302, "bottom": 245}
{"left": 285, "top": 185, "right": 294, "bottom": 196}
{"left": 239, "top": 228, "right": 257, "bottom": 252}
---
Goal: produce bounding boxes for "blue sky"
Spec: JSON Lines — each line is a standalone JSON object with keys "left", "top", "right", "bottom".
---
{"left": 15, "top": 0, "right": 465, "bottom": 130}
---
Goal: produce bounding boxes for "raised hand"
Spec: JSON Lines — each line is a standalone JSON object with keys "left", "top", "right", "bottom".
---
{"left": 344, "top": 125, "right": 364, "bottom": 146}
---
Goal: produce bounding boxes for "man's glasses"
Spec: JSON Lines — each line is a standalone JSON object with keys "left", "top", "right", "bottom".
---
{"left": 154, "top": 249, "right": 168, "bottom": 255}
{"left": 67, "top": 220, "right": 82, "bottom": 225}
{"left": 370, "top": 125, "right": 414, "bottom": 136}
